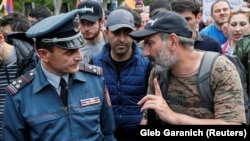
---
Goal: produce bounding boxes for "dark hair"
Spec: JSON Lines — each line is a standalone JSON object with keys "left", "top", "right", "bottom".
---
{"left": 211, "top": 0, "right": 231, "bottom": 13}
{"left": 135, "top": 2, "right": 143, "bottom": 6}
{"left": 29, "top": 6, "right": 52, "bottom": 24}
{"left": 131, "top": 9, "right": 142, "bottom": 28}
{"left": 35, "top": 38, "right": 55, "bottom": 52}
{"left": 171, "top": 0, "right": 201, "bottom": 17}
{"left": 0, "top": 12, "right": 31, "bottom": 32}
{"left": 149, "top": 0, "right": 171, "bottom": 17}
{"left": 0, "top": 12, "right": 31, "bottom": 44}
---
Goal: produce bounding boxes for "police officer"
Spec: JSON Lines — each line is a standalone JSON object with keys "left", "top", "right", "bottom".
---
{"left": 2, "top": 9, "right": 116, "bottom": 141}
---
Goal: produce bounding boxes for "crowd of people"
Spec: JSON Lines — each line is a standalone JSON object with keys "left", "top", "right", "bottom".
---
{"left": 0, "top": 0, "right": 250, "bottom": 140}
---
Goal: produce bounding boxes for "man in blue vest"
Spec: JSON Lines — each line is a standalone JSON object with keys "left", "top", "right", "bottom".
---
{"left": 90, "top": 9, "right": 152, "bottom": 141}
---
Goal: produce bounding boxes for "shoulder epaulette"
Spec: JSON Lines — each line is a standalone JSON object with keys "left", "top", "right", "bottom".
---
{"left": 79, "top": 63, "right": 103, "bottom": 76}
{"left": 7, "top": 71, "right": 35, "bottom": 95}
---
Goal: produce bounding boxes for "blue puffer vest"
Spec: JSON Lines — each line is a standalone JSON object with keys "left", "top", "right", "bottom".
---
{"left": 92, "top": 41, "right": 149, "bottom": 133}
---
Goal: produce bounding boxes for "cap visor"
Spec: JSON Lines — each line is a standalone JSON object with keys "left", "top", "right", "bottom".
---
{"left": 108, "top": 24, "right": 134, "bottom": 31}
{"left": 55, "top": 36, "right": 85, "bottom": 49}
{"left": 129, "top": 29, "right": 158, "bottom": 40}
{"left": 80, "top": 15, "right": 99, "bottom": 22}
{"left": 43, "top": 32, "right": 85, "bottom": 49}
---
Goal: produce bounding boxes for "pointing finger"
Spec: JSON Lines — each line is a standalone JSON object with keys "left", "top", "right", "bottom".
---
{"left": 154, "top": 78, "right": 162, "bottom": 97}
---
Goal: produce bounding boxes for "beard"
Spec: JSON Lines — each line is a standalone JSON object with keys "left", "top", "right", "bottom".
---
{"left": 214, "top": 17, "right": 228, "bottom": 26}
{"left": 152, "top": 42, "right": 178, "bottom": 74}
{"left": 83, "top": 25, "right": 101, "bottom": 40}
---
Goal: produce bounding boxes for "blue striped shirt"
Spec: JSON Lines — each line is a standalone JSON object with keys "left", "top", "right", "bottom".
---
{"left": 0, "top": 49, "right": 17, "bottom": 139}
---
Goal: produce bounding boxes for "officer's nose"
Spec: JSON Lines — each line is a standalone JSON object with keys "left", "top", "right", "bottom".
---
{"left": 75, "top": 49, "right": 83, "bottom": 61}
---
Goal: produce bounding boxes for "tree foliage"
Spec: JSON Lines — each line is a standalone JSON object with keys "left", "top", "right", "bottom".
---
{"left": 10, "top": 0, "right": 76, "bottom": 15}
{"left": 8, "top": 0, "right": 153, "bottom": 16}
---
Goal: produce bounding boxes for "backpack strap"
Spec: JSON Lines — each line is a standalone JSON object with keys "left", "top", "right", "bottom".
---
{"left": 248, "top": 52, "right": 250, "bottom": 98}
{"left": 197, "top": 51, "right": 219, "bottom": 111}
{"left": 247, "top": 53, "right": 250, "bottom": 124}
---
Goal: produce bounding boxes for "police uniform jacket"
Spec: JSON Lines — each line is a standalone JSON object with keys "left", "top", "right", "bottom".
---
{"left": 2, "top": 62, "right": 116, "bottom": 141}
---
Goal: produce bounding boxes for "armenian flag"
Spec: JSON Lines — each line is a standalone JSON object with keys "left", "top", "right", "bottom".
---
{"left": 2, "top": 0, "right": 14, "bottom": 15}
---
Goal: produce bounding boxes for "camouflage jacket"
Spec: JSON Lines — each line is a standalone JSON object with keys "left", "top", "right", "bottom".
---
{"left": 234, "top": 34, "right": 250, "bottom": 68}
{"left": 147, "top": 56, "right": 246, "bottom": 124}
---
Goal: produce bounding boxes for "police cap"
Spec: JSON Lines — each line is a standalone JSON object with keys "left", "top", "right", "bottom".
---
{"left": 26, "top": 9, "right": 85, "bottom": 50}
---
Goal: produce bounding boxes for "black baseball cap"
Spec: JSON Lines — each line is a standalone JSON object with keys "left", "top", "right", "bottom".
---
{"left": 129, "top": 11, "right": 192, "bottom": 40}
{"left": 77, "top": 0, "right": 103, "bottom": 22}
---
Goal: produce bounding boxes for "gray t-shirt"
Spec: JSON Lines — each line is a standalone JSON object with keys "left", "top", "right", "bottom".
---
{"left": 80, "top": 37, "right": 105, "bottom": 64}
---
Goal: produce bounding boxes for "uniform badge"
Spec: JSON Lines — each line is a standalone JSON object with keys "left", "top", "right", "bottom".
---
{"left": 7, "top": 71, "right": 35, "bottom": 95}
{"left": 79, "top": 63, "right": 103, "bottom": 76}
{"left": 80, "top": 97, "right": 101, "bottom": 107}
{"left": 73, "top": 14, "right": 80, "bottom": 32}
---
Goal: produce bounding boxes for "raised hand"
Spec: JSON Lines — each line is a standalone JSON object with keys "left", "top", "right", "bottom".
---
{"left": 138, "top": 78, "right": 174, "bottom": 123}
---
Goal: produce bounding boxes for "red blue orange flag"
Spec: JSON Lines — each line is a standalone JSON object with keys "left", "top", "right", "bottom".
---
{"left": 2, "top": 0, "right": 14, "bottom": 15}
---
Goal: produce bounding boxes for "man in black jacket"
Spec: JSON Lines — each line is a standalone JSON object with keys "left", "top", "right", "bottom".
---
{"left": 0, "top": 12, "right": 38, "bottom": 140}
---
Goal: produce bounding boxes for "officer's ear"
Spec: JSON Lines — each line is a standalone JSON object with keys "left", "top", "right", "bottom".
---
{"left": 37, "top": 49, "right": 49, "bottom": 62}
